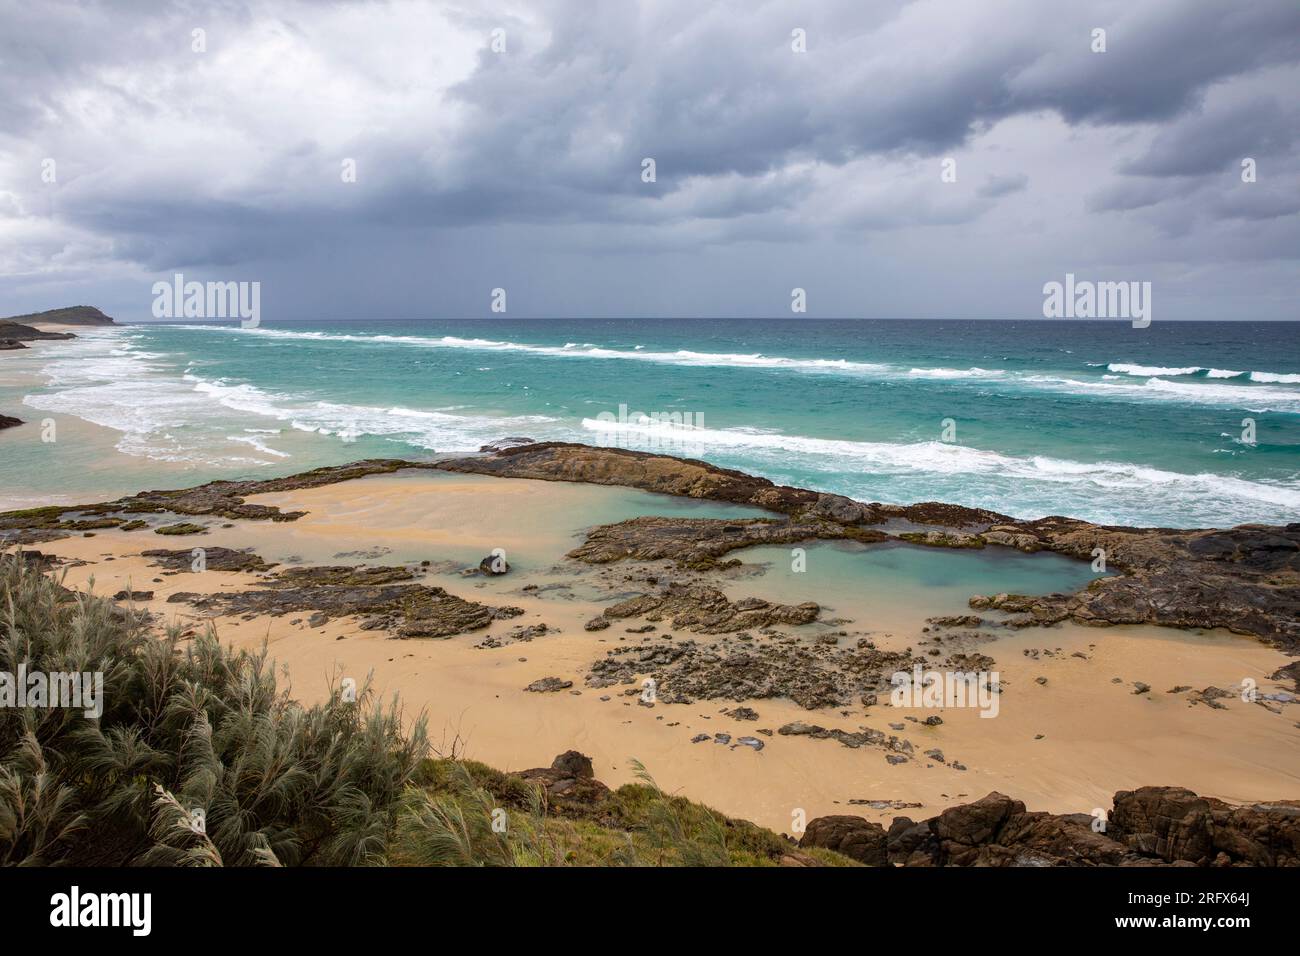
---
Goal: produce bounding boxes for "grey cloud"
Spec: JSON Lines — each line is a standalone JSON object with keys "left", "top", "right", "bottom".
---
{"left": 1122, "top": 95, "right": 1297, "bottom": 177}
{"left": 0, "top": 0, "right": 1297, "bottom": 320}
{"left": 978, "top": 173, "right": 1029, "bottom": 198}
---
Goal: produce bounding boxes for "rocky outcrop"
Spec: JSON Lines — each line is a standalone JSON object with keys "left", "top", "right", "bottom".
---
{"left": 600, "top": 582, "right": 819, "bottom": 634}
{"left": 6, "top": 443, "right": 1298, "bottom": 648}
{"left": 569, "top": 515, "right": 886, "bottom": 566}
{"left": 969, "top": 522, "right": 1300, "bottom": 650}
{"left": 446, "top": 444, "right": 1300, "bottom": 651}
{"left": 799, "top": 816, "right": 889, "bottom": 865}
{"left": 0, "top": 414, "right": 22, "bottom": 430}
{"left": 478, "top": 436, "right": 536, "bottom": 453}
{"left": 142, "top": 546, "right": 275, "bottom": 573}
{"left": 1109, "top": 786, "right": 1300, "bottom": 866}
{"left": 586, "top": 629, "right": 916, "bottom": 710}
{"left": 436, "top": 441, "right": 1006, "bottom": 527}
{"left": 164, "top": 562, "right": 520, "bottom": 638}
{"left": 516, "top": 750, "right": 611, "bottom": 815}
{"left": 802, "top": 786, "right": 1300, "bottom": 866}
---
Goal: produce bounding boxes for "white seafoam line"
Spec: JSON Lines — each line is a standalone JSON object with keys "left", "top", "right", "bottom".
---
{"left": 174, "top": 324, "right": 1300, "bottom": 412}
{"left": 17, "top": 326, "right": 1300, "bottom": 523}
{"left": 19, "top": 328, "right": 564, "bottom": 463}
{"left": 581, "top": 416, "right": 1300, "bottom": 514}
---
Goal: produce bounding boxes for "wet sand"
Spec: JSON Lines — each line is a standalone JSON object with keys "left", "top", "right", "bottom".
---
{"left": 28, "top": 470, "right": 1300, "bottom": 835}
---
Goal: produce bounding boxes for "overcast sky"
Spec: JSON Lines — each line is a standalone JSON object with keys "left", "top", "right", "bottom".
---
{"left": 1, "top": 0, "right": 1297, "bottom": 321}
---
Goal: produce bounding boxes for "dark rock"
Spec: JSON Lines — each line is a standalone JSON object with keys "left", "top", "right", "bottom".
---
{"left": 602, "top": 582, "right": 819, "bottom": 634}
{"left": 478, "top": 436, "right": 537, "bottom": 453}
{"left": 800, "top": 815, "right": 888, "bottom": 865}
{"left": 516, "top": 751, "right": 609, "bottom": 815}
{"left": 141, "top": 547, "right": 274, "bottom": 573}
{"left": 154, "top": 522, "right": 208, "bottom": 536}
{"left": 525, "top": 677, "right": 573, "bottom": 693}
{"left": 162, "top": 562, "right": 504, "bottom": 639}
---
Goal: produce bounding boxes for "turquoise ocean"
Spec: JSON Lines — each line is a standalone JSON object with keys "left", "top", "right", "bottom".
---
{"left": 3, "top": 318, "right": 1297, "bottom": 528}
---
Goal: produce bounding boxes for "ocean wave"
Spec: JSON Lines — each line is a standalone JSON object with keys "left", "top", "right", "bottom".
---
{"left": 1104, "top": 362, "right": 1300, "bottom": 384}
{"left": 188, "top": 376, "right": 560, "bottom": 448}
{"left": 581, "top": 417, "right": 1300, "bottom": 514}
{"left": 1022, "top": 375, "right": 1300, "bottom": 413}
{"left": 1106, "top": 363, "right": 1203, "bottom": 377}
{"left": 175, "top": 326, "right": 1300, "bottom": 411}
{"left": 227, "top": 434, "right": 291, "bottom": 458}
{"left": 21, "top": 330, "right": 562, "bottom": 463}
{"left": 905, "top": 366, "right": 1002, "bottom": 379}
{"left": 171, "top": 324, "right": 894, "bottom": 375}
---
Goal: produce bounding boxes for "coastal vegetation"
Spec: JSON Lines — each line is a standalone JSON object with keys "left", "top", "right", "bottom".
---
{"left": 0, "top": 554, "right": 849, "bottom": 866}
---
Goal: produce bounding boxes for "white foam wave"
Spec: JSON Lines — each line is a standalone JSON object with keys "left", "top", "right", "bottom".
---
{"left": 171, "top": 325, "right": 896, "bottom": 375}
{"left": 1250, "top": 371, "right": 1300, "bottom": 384}
{"left": 1107, "top": 363, "right": 1203, "bottom": 377}
{"left": 1022, "top": 375, "right": 1300, "bottom": 413}
{"left": 174, "top": 326, "right": 1300, "bottom": 412}
{"left": 1106, "top": 362, "right": 1300, "bottom": 385}
{"left": 581, "top": 417, "right": 1300, "bottom": 513}
{"left": 20, "top": 329, "right": 562, "bottom": 463}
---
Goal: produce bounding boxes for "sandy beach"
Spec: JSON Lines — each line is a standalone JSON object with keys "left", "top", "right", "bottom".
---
{"left": 26, "top": 468, "right": 1298, "bottom": 835}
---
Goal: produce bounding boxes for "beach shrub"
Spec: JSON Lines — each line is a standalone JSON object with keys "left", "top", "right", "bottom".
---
{"left": 0, "top": 555, "right": 426, "bottom": 865}
{"left": 0, "top": 555, "right": 855, "bottom": 867}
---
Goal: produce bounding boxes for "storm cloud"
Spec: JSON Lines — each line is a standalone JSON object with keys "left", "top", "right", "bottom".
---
{"left": 0, "top": 0, "right": 1297, "bottom": 320}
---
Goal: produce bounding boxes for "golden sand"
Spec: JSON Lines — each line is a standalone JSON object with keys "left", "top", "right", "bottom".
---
{"left": 32, "top": 471, "right": 1300, "bottom": 834}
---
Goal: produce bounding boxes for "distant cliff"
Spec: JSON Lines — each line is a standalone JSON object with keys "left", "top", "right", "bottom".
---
{"left": 0, "top": 305, "right": 115, "bottom": 326}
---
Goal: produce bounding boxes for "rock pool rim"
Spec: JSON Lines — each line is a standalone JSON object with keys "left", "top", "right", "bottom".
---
{"left": 2, "top": 440, "right": 1297, "bottom": 652}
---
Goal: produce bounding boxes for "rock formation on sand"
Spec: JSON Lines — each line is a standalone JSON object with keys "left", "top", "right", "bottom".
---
{"left": 0, "top": 415, "right": 22, "bottom": 431}
{"left": 161, "top": 560, "right": 523, "bottom": 639}
{"left": 800, "top": 786, "right": 1300, "bottom": 866}
{"left": 2, "top": 442, "right": 1297, "bottom": 650}
{"left": 438, "top": 443, "right": 1300, "bottom": 652}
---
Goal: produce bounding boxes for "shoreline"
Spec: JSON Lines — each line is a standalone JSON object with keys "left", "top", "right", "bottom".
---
{"left": 3, "top": 444, "right": 1295, "bottom": 836}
